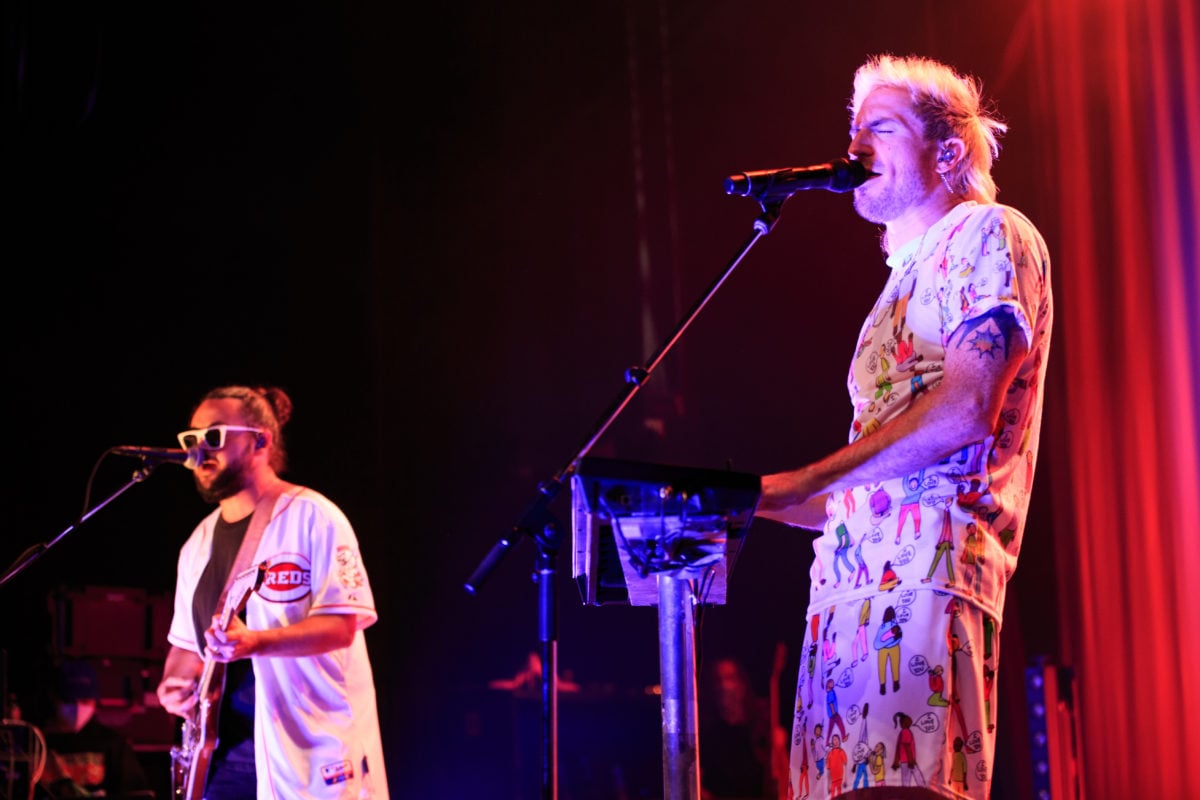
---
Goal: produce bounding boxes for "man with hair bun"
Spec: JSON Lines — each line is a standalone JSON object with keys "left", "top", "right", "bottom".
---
{"left": 756, "top": 54, "right": 1053, "bottom": 800}
{"left": 156, "top": 385, "right": 388, "bottom": 800}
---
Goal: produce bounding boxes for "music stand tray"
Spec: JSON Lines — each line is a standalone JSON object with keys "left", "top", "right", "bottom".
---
{"left": 570, "top": 456, "right": 761, "bottom": 607}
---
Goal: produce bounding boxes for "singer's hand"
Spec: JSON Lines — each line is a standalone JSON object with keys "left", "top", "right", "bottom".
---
{"left": 756, "top": 470, "right": 829, "bottom": 529}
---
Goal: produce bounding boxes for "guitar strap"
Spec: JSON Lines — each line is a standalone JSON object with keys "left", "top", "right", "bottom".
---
{"left": 213, "top": 481, "right": 299, "bottom": 614}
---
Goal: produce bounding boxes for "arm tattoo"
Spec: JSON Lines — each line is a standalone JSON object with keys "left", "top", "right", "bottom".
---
{"left": 950, "top": 307, "right": 1023, "bottom": 360}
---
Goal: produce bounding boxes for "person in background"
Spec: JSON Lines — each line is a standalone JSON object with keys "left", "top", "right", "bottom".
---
{"left": 154, "top": 385, "right": 388, "bottom": 800}
{"left": 755, "top": 53, "right": 1053, "bottom": 800}
{"left": 698, "top": 655, "right": 780, "bottom": 800}
{"left": 32, "top": 658, "right": 151, "bottom": 799}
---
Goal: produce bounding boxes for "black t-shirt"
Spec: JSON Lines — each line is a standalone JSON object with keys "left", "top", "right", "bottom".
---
{"left": 191, "top": 514, "right": 256, "bottom": 755}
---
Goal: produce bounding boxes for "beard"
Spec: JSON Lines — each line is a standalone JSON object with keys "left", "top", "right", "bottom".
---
{"left": 852, "top": 161, "right": 931, "bottom": 224}
{"left": 195, "top": 456, "right": 250, "bottom": 504}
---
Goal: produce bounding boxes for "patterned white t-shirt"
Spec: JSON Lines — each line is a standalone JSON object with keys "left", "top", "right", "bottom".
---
{"left": 808, "top": 201, "right": 1054, "bottom": 621}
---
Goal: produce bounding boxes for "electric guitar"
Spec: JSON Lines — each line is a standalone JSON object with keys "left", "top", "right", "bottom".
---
{"left": 170, "top": 562, "right": 267, "bottom": 800}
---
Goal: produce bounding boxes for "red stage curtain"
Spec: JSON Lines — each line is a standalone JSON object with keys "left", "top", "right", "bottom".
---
{"left": 1030, "top": 0, "right": 1200, "bottom": 797}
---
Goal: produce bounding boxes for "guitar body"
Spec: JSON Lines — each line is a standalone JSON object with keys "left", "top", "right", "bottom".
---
{"left": 176, "top": 661, "right": 228, "bottom": 800}
{"left": 170, "top": 563, "right": 266, "bottom": 800}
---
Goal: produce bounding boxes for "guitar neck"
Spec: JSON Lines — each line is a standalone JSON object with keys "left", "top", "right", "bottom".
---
{"left": 174, "top": 562, "right": 266, "bottom": 800}
{"left": 195, "top": 593, "right": 240, "bottom": 695}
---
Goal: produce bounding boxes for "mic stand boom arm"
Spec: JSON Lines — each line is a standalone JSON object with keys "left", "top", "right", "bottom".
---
{"left": 0, "top": 456, "right": 168, "bottom": 589}
{"left": 463, "top": 196, "right": 787, "bottom": 800}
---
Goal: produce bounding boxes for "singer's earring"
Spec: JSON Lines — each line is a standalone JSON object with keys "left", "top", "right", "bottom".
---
{"left": 939, "top": 171, "right": 957, "bottom": 195}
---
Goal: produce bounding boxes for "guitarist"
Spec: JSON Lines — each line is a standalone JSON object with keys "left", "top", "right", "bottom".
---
{"left": 156, "top": 385, "right": 389, "bottom": 800}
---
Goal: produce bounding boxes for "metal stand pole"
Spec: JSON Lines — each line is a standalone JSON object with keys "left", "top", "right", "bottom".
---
{"left": 658, "top": 574, "right": 700, "bottom": 800}
{"left": 536, "top": 527, "right": 560, "bottom": 800}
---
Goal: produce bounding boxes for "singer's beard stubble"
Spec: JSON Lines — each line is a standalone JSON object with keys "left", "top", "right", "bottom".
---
{"left": 194, "top": 453, "right": 253, "bottom": 505}
{"left": 852, "top": 161, "right": 934, "bottom": 227}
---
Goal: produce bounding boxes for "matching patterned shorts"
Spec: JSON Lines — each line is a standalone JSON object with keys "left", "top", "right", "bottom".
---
{"left": 787, "top": 588, "right": 1000, "bottom": 800}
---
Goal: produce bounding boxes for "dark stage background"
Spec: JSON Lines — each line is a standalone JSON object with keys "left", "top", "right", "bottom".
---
{"left": 3, "top": 3, "right": 1062, "bottom": 798}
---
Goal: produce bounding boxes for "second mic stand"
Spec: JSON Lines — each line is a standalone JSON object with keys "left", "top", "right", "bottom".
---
{"left": 463, "top": 196, "right": 787, "bottom": 800}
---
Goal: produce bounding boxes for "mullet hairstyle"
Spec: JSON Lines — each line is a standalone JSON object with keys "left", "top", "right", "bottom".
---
{"left": 850, "top": 54, "right": 1007, "bottom": 203}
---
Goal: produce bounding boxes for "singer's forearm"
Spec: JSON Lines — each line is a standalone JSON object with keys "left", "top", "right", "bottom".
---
{"left": 245, "top": 613, "right": 357, "bottom": 657}
{"left": 761, "top": 310, "right": 1028, "bottom": 511}
{"left": 755, "top": 492, "right": 829, "bottom": 530}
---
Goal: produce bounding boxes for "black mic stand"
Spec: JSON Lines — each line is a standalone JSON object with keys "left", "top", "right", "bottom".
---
{"left": 0, "top": 457, "right": 167, "bottom": 589}
{"left": 464, "top": 194, "right": 788, "bottom": 800}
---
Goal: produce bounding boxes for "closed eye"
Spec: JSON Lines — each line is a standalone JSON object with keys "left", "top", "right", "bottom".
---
{"left": 849, "top": 122, "right": 896, "bottom": 138}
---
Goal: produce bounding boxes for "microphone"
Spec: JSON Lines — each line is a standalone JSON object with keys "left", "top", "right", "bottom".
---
{"left": 111, "top": 445, "right": 202, "bottom": 470}
{"left": 724, "top": 158, "right": 873, "bottom": 199}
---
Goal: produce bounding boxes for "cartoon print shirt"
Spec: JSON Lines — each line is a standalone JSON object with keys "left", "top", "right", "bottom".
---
{"left": 810, "top": 201, "right": 1053, "bottom": 621}
{"left": 167, "top": 488, "right": 389, "bottom": 800}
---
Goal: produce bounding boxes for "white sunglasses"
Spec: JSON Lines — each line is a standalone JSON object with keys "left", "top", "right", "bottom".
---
{"left": 177, "top": 424, "right": 263, "bottom": 450}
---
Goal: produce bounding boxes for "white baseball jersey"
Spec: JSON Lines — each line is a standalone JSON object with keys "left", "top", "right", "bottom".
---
{"left": 167, "top": 487, "right": 389, "bottom": 800}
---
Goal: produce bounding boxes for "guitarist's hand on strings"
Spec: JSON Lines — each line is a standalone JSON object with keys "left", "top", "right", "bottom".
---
{"left": 157, "top": 645, "right": 204, "bottom": 718}
{"left": 159, "top": 675, "right": 200, "bottom": 716}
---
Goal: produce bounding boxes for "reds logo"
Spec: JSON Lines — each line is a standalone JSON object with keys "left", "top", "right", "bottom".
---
{"left": 259, "top": 553, "right": 312, "bottom": 602}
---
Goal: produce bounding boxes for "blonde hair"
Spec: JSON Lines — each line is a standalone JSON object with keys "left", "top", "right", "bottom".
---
{"left": 850, "top": 54, "right": 1007, "bottom": 203}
